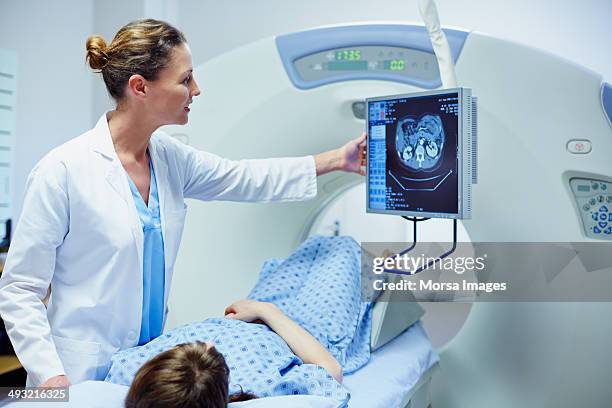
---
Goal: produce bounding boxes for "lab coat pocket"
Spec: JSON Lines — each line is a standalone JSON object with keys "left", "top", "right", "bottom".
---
{"left": 52, "top": 335, "right": 102, "bottom": 383}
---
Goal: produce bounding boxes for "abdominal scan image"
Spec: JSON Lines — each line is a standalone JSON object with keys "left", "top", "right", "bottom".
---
{"left": 395, "top": 114, "right": 445, "bottom": 172}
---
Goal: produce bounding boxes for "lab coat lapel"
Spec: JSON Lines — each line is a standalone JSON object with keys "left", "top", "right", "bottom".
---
{"left": 89, "top": 112, "right": 145, "bottom": 283}
{"left": 90, "top": 113, "right": 130, "bottom": 204}
{"left": 148, "top": 141, "right": 172, "bottom": 307}
{"left": 105, "top": 165, "right": 128, "bottom": 204}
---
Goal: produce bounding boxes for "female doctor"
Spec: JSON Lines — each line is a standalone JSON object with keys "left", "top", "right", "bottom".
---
{"left": 0, "top": 19, "right": 366, "bottom": 388}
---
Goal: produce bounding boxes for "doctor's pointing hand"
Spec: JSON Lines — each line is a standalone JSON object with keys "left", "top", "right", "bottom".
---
{"left": 0, "top": 19, "right": 366, "bottom": 388}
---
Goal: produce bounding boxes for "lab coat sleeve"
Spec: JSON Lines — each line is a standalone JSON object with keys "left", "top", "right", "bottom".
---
{"left": 0, "top": 157, "right": 69, "bottom": 385}
{"left": 176, "top": 141, "right": 318, "bottom": 202}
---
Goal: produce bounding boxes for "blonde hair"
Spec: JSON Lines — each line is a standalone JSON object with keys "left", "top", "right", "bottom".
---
{"left": 85, "top": 19, "right": 186, "bottom": 101}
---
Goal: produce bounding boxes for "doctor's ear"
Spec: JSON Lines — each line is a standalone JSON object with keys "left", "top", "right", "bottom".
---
{"left": 126, "top": 74, "right": 147, "bottom": 98}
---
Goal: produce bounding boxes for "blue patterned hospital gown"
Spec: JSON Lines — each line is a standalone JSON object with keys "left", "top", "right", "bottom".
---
{"left": 105, "top": 236, "right": 372, "bottom": 404}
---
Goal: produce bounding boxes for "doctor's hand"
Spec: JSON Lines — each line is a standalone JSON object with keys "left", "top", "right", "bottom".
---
{"left": 314, "top": 132, "right": 367, "bottom": 177}
{"left": 339, "top": 132, "right": 367, "bottom": 175}
{"left": 40, "top": 374, "right": 70, "bottom": 388}
{"left": 224, "top": 300, "right": 272, "bottom": 323}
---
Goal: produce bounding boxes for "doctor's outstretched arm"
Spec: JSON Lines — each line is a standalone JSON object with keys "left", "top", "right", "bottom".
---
{"left": 176, "top": 131, "right": 367, "bottom": 203}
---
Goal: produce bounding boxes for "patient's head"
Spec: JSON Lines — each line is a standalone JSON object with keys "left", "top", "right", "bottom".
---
{"left": 125, "top": 342, "right": 256, "bottom": 408}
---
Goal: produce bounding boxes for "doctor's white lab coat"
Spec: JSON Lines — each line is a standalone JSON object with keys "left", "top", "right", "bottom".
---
{"left": 0, "top": 112, "right": 317, "bottom": 386}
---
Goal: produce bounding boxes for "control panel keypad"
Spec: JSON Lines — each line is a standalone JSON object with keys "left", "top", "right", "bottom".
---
{"left": 570, "top": 178, "right": 612, "bottom": 240}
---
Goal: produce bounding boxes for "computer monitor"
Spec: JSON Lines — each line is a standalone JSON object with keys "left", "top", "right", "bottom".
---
{"left": 366, "top": 88, "right": 477, "bottom": 219}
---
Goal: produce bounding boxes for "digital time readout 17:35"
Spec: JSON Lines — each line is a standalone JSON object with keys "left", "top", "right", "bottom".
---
{"left": 334, "top": 50, "right": 406, "bottom": 71}
{"left": 336, "top": 50, "right": 362, "bottom": 61}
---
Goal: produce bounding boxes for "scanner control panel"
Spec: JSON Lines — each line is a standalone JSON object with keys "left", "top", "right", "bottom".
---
{"left": 570, "top": 178, "right": 612, "bottom": 240}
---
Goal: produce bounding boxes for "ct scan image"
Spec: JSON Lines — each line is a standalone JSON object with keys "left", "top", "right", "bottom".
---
{"left": 384, "top": 93, "right": 459, "bottom": 214}
{"left": 395, "top": 114, "right": 445, "bottom": 172}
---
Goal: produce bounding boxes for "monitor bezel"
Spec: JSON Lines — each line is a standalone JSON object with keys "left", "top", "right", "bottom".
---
{"left": 365, "top": 87, "right": 469, "bottom": 219}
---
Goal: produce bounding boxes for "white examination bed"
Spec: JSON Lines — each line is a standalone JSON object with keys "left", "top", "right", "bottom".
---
{"left": 1, "top": 322, "right": 438, "bottom": 408}
{"left": 345, "top": 322, "right": 438, "bottom": 408}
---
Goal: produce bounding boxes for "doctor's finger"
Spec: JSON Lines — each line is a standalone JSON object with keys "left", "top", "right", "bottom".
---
{"left": 357, "top": 131, "right": 366, "bottom": 143}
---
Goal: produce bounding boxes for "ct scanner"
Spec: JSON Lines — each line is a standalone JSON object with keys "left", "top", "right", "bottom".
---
{"left": 163, "top": 23, "right": 612, "bottom": 408}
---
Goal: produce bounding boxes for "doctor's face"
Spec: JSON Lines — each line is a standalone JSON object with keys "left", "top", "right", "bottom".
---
{"left": 146, "top": 43, "right": 201, "bottom": 126}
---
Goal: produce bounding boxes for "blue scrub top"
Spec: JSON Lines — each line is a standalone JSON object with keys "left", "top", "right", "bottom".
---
{"left": 125, "top": 157, "right": 165, "bottom": 345}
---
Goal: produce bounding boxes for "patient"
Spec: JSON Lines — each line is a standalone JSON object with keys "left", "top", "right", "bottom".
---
{"left": 107, "top": 236, "right": 373, "bottom": 407}
{"left": 124, "top": 299, "right": 343, "bottom": 408}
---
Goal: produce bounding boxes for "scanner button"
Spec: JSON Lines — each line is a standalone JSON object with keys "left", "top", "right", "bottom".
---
{"left": 567, "top": 140, "right": 592, "bottom": 154}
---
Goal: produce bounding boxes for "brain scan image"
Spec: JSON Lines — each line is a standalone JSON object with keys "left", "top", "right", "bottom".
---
{"left": 395, "top": 114, "right": 445, "bottom": 171}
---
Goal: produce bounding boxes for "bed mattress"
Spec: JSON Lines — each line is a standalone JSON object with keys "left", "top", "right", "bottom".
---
{"left": 344, "top": 322, "right": 439, "bottom": 408}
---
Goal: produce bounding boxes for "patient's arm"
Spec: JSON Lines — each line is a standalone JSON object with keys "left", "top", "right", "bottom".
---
{"left": 224, "top": 300, "right": 343, "bottom": 383}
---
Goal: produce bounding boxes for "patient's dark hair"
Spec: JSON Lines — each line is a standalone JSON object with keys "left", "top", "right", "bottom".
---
{"left": 125, "top": 342, "right": 257, "bottom": 408}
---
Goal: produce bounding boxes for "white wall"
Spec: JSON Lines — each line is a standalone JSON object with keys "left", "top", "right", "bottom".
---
{"left": 0, "top": 0, "right": 95, "bottom": 219}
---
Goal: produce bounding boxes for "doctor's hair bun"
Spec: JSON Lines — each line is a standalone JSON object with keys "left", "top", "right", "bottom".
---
{"left": 85, "top": 19, "right": 187, "bottom": 101}
{"left": 85, "top": 35, "right": 110, "bottom": 71}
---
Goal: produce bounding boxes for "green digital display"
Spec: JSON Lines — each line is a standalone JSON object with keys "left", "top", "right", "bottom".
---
{"left": 295, "top": 45, "right": 439, "bottom": 82}
{"left": 384, "top": 59, "right": 406, "bottom": 71}
{"left": 326, "top": 59, "right": 407, "bottom": 72}
{"left": 331, "top": 49, "right": 406, "bottom": 71}
{"left": 336, "top": 49, "right": 361, "bottom": 61}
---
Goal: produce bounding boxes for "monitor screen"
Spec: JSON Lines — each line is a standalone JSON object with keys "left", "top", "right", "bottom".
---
{"left": 366, "top": 88, "right": 475, "bottom": 219}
